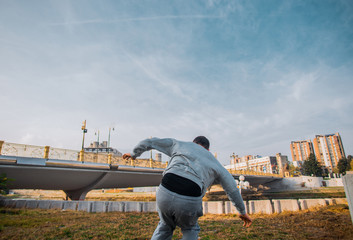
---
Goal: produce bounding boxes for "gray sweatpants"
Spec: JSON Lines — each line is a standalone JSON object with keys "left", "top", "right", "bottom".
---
{"left": 151, "top": 185, "right": 204, "bottom": 240}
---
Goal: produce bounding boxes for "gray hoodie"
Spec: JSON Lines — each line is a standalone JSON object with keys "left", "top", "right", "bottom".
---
{"left": 131, "top": 137, "right": 246, "bottom": 215}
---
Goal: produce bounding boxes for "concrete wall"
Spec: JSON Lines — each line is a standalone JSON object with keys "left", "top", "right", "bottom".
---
{"left": 323, "top": 178, "right": 343, "bottom": 187}
{"left": 133, "top": 187, "right": 158, "bottom": 193}
{"left": 248, "top": 200, "right": 273, "bottom": 214}
{"left": 267, "top": 176, "right": 343, "bottom": 190}
{"left": 1, "top": 197, "right": 347, "bottom": 215}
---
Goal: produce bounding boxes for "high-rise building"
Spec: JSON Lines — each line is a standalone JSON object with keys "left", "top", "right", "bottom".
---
{"left": 312, "top": 133, "right": 346, "bottom": 172}
{"left": 290, "top": 140, "right": 314, "bottom": 162}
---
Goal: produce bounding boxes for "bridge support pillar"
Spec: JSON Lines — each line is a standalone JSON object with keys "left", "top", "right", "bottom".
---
{"left": 64, "top": 189, "right": 89, "bottom": 201}
{"left": 63, "top": 172, "right": 109, "bottom": 201}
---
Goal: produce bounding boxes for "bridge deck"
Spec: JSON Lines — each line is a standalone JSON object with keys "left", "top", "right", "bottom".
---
{"left": 0, "top": 155, "right": 282, "bottom": 200}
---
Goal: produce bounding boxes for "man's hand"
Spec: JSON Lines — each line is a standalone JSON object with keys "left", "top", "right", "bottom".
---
{"left": 239, "top": 213, "right": 252, "bottom": 227}
{"left": 123, "top": 153, "right": 132, "bottom": 160}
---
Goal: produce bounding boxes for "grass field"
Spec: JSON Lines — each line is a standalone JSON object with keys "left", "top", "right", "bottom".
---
{"left": 1, "top": 204, "right": 352, "bottom": 240}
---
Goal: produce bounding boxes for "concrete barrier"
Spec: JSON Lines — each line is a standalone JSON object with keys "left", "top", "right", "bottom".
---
{"left": 38, "top": 200, "right": 52, "bottom": 209}
{"left": 25, "top": 200, "right": 39, "bottom": 209}
{"left": 203, "top": 201, "right": 223, "bottom": 214}
{"left": 343, "top": 172, "right": 353, "bottom": 224}
{"left": 107, "top": 201, "right": 124, "bottom": 212}
{"left": 141, "top": 202, "right": 157, "bottom": 212}
{"left": 78, "top": 201, "right": 92, "bottom": 212}
{"left": 332, "top": 198, "right": 348, "bottom": 205}
{"left": 124, "top": 201, "right": 141, "bottom": 212}
{"left": 248, "top": 200, "right": 273, "bottom": 214}
{"left": 49, "top": 200, "right": 65, "bottom": 210}
{"left": 63, "top": 201, "right": 78, "bottom": 211}
{"left": 224, "top": 201, "right": 244, "bottom": 214}
{"left": 1, "top": 198, "right": 346, "bottom": 215}
{"left": 15, "top": 199, "right": 27, "bottom": 208}
{"left": 91, "top": 201, "right": 108, "bottom": 212}
{"left": 2, "top": 199, "right": 16, "bottom": 208}
{"left": 299, "top": 199, "right": 327, "bottom": 210}
{"left": 273, "top": 199, "right": 299, "bottom": 213}
{"left": 325, "top": 198, "right": 335, "bottom": 206}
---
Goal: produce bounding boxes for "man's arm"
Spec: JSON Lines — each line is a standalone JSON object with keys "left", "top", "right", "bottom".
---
{"left": 122, "top": 153, "right": 133, "bottom": 160}
{"left": 217, "top": 168, "right": 252, "bottom": 227}
{"left": 124, "top": 138, "right": 175, "bottom": 159}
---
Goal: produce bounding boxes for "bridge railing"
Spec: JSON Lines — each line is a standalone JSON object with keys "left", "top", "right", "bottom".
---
{"left": 0, "top": 141, "right": 78, "bottom": 160}
{"left": 0, "top": 141, "right": 168, "bottom": 169}
{"left": 227, "top": 169, "right": 282, "bottom": 177}
{"left": 83, "top": 152, "right": 168, "bottom": 168}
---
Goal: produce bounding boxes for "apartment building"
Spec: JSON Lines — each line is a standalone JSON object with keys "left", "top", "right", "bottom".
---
{"left": 313, "top": 133, "right": 346, "bottom": 172}
{"left": 290, "top": 140, "right": 314, "bottom": 162}
{"left": 227, "top": 153, "right": 288, "bottom": 175}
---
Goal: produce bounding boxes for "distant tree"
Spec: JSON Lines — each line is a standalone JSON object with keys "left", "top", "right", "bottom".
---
{"left": 337, "top": 156, "right": 352, "bottom": 175}
{"left": 288, "top": 163, "right": 301, "bottom": 176}
{"left": 348, "top": 155, "right": 353, "bottom": 171}
{"left": 0, "top": 173, "right": 12, "bottom": 195}
{"left": 302, "top": 153, "right": 322, "bottom": 177}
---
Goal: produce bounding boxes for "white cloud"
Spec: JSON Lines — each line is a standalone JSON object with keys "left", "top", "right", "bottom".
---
{"left": 1, "top": 0, "right": 353, "bottom": 165}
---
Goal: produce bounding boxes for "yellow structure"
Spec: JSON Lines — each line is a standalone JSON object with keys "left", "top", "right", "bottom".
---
{"left": 43, "top": 146, "right": 50, "bottom": 159}
{"left": 79, "top": 150, "right": 84, "bottom": 162}
{"left": 108, "top": 153, "right": 112, "bottom": 164}
{"left": 0, "top": 140, "right": 4, "bottom": 154}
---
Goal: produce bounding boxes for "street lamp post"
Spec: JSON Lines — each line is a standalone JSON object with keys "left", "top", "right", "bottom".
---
{"left": 108, "top": 127, "right": 115, "bottom": 154}
{"left": 149, "top": 136, "right": 153, "bottom": 168}
{"left": 95, "top": 130, "right": 100, "bottom": 154}
{"left": 80, "top": 120, "right": 87, "bottom": 162}
{"left": 230, "top": 153, "right": 236, "bottom": 170}
{"left": 81, "top": 120, "right": 87, "bottom": 150}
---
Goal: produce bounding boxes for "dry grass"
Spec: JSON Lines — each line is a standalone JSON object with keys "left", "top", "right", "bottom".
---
{"left": 9, "top": 190, "right": 157, "bottom": 202}
{"left": 0, "top": 204, "right": 352, "bottom": 240}
{"left": 10, "top": 187, "right": 347, "bottom": 202}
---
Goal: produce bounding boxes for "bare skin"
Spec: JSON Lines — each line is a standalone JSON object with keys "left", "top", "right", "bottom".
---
{"left": 122, "top": 153, "right": 133, "bottom": 160}
{"left": 240, "top": 213, "right": 252, "bottom": 227}
{"left": 122, "top": 153, "right": 252, "bottom": 228}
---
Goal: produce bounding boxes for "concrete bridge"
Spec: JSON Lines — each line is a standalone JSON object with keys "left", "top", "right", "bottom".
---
{"left": 0, "top": 155, "right": 283, "bottom": 200}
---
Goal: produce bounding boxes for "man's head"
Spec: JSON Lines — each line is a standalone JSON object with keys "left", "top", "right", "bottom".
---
{"left": 193, "top": 136, "right": 210, "bottom": 150}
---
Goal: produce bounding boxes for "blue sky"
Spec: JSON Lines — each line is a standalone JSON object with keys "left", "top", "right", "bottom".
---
{"left": 1, "top": 0, "right": 352, "bottom": 164}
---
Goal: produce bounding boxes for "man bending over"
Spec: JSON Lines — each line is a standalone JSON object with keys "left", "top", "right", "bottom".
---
{"left": 123, "top": 136, "right": 252, "bottom": 240}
